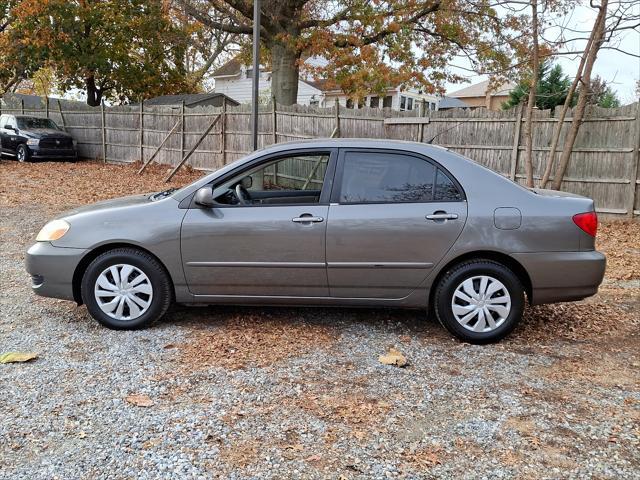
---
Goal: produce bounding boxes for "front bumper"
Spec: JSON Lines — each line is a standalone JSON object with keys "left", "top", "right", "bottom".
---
{"left": 512, "top": 250, "right": 606, "bottom": 304}
{"left": 29, "top": 146, "right": 77, "bottom": 159}
{"left": 25, "top": 242, "right": 87, "bottom": 301}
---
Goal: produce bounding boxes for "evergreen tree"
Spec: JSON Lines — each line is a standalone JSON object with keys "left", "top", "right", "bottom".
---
{"left": 502, "top": 62, "right": 571, "bottom": 111}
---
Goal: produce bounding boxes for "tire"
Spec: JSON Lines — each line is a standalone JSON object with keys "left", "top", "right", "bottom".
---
{"left": 16, "top": 144, "right": 30, "bottom": 162}
{"left": 433, "top": 259, "right": 525, "bottom": 344}
{"left": 81, "top": 248, "right": 173, "bottom": 330}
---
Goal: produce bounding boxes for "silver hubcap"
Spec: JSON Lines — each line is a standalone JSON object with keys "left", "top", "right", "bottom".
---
{"left": 17, "top": 149, "right": 25, "bottom": 161}
{"left": 451, "top": 275, "right": 511, "bottom": 333}
{"left": 94, "top": 264, "right": 153, "bottom": 321}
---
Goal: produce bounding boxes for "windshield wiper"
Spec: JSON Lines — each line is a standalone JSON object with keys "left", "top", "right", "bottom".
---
{"left": 150, "top": 188, "right": 178, "bottom": 201}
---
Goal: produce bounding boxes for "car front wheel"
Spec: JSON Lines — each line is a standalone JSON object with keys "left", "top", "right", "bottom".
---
{"left": 433, "top": 260, "right": 525, "bottom": 344}
{"left": 81, "top": 248, "right": 172, "bottom": 329}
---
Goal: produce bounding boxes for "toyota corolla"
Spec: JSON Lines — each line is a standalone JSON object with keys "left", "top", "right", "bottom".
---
{"left": 25, "top": 139, "right": 606, "bottom": 343}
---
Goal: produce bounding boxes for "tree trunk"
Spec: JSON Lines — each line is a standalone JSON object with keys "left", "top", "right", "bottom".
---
{"left": 85, "top": 75, "right": 103, "bottom": 107}
{"left": 551, "top": 0, "right": 608, "bottom": 190}
{"left": 540, "top": 22, "right": 598, "bottom": 188}
{"left": 270, "top": 42, "right": 300, "bottom": 106}
{"left": 523, "top": 0, "right": 540, "bottom": 188}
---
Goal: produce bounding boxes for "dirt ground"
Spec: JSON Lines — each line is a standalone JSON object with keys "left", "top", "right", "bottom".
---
{"left": 1, "top": 159, "right": 639, "bottom": 479}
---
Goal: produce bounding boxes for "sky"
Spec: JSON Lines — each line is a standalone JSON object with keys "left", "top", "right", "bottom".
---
{"left": 445, "top": 2, "right": 640, "bottom": 103}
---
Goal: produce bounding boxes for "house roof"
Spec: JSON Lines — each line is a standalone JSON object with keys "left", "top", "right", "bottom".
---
{"left": 212, "top": 57, "right": 242, "bottom": 77}
{"left": 448, "top": 80, "right": 515, "bottom": 98}
{"left": 301, "top": 79, "right": 333, "bottom": 92}
{"left": 438, "top": 96, "right": 470, "bottom": 109}
{"left": 143, "top": 93, "right": 239, "bottom": 107}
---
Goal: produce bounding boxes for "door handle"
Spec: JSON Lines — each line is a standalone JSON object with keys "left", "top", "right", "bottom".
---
{"left": 426, "top": 213, "right": 458, "bottom": 221}
{"left": 292, "top": 215, "right": 324, "bottom": 223}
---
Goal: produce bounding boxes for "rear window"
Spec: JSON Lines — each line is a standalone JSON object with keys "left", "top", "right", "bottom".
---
{"left": 434, "top": 169, "right": 463, "bottom": 201}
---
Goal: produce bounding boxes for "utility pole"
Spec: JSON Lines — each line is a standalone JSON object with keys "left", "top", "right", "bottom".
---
{"left": 251, "top": 0, "right": 261, "bottom": 151}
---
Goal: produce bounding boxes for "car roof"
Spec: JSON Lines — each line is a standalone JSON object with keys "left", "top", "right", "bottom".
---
{"left": 257, "top": 138, "right": 449, "bottom": 155}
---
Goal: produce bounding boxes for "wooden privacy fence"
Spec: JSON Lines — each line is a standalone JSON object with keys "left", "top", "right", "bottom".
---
{"left": 1, "top": 95, "right": 639, "bottom": 218}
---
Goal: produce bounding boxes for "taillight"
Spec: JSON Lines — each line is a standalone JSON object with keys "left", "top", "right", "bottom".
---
{"left": 572, "top": 211, "right": 598, "bottom": 237}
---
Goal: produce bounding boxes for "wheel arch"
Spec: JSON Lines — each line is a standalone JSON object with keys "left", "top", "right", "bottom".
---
{"left": 72, "top": 242, "right": 175, "bottom": 305}
{"left": 428, "top": 250, "right": 532, "bottom": 308}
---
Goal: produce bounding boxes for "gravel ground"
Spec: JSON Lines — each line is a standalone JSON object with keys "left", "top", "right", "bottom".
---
{"left": 1, "top": 160, "right": 639, "bottom": 479}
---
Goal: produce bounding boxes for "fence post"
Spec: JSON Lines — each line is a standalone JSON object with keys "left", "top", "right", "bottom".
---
{"left": 509, "top": 104, "right": 523, "bottom": 181}
{"left": 334, "top": 98, "right": 340, "bottom": 138}
{"left": 418, "top": 99, "right": 426, "bottom": 143}
{"left": 180, "top": 101, "right": 185, "bottom": 163}
{"left": 45, "top": 96, "right": 49, "bottom": 118}
{"left": 628, "top": 101, "right": 640, "bottom": 218}
{"left": 20, "top": 98, "right": 24, "bottom": 114}
{"left": 101, "top": 101, "right": 107, "bottom": 163}
{"left": 271, "top": 95, "right": 277, "bottom": 145}
{"left": 221, "top": 97, "right": 227, "bottom": 165}
{"left": 56, "top": 100, "right": 66, "bottom": 131}
{"left": 139, "top": 102, "right": 144, "bottom": 162}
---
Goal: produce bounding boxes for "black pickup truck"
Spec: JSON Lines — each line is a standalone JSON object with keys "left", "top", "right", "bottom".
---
{"left": 0, "top": 114, "right": 77, "bottom": 162}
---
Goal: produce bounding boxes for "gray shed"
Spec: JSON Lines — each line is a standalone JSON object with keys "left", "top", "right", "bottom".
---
{"left": 142, "top": 93, "right": 239, "bottom": 108}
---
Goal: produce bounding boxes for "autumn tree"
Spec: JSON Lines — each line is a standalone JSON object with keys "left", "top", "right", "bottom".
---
{"left": 0, "top": 0, "right": 44, "bottom": 95}
{"left": 14, "top": 0, "right": 194, "bottom": 106}
{"left": 180, "top": 0, "right": 524, "bottom": 105}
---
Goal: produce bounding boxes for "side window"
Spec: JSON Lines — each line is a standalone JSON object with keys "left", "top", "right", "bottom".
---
{"left": 213, "top": 153, "right": 330, "bottom": 206}
{"left": 434, "top": 169, "right": 463, "bottom": 201}
{"left": 339, "top": 152, "right": 436, "bottom": 203}
{"left": 0, "top": 115, "right": 6, "bottom": 128}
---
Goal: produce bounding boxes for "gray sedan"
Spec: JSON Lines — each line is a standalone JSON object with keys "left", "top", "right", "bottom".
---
{"left": 25, "top": 139, "right": 606, "bottom": 343}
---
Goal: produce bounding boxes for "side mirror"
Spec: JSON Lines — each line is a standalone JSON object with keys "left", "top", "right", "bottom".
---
{"left": 241, "top": 175, "right": 253, "bottom": 189}
{"left": 194, "top": 187, "right": 214, "bottom": 207}
{"left": 5, "top": 125, "right": 15, "bottom": 131}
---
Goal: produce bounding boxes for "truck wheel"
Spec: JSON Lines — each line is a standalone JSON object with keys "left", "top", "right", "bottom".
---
{"left": 16, "top": 144, "right": 30, "bottom": 162}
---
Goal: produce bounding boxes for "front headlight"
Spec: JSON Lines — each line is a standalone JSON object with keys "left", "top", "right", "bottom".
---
{"left": 36, "top": 219, "right": 70, "bottom": 242}
{"left": 26, "top": 138, "right": 39, "bottom": 146}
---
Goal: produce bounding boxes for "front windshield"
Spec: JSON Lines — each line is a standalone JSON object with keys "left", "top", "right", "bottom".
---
{"left": 17, "top": 117, "right": 60, "bottom": 130}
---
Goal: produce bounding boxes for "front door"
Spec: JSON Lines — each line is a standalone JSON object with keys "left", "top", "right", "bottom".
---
{"left": 181, "top": 150, "right": 336, "bottom": 297}
{"left": 326, "top": 149, "right": 468, "bottom": 299}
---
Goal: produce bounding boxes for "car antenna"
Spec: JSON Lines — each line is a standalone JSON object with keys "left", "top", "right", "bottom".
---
{"left": 426, "top": 122, "right": 464, "bottom": 144}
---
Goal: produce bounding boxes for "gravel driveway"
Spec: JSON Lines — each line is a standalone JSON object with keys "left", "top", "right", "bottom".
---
{"left": 1, "top": 160, "right": 639, "bottom": 479}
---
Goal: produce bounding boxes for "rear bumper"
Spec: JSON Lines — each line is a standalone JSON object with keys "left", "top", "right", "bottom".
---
{"left": 512, "top": 251, "right": 606, "bottom": 304}
{"left": 25, "top": 242, "right": 87, "bottom": 301}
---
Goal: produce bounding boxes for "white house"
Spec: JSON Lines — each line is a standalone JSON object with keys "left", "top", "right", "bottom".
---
{"left": 212, "top": 56, "right": 445, "bottom": 111}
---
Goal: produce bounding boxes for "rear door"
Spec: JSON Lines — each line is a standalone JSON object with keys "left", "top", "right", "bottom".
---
{"left": 326, "top": 149, "right": 467, "bottom": 299}
{"left": 181, "top": 149, "right": 336, "bottom": 297}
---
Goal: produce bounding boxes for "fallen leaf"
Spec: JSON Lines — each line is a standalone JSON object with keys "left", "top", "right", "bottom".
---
{"left": 125, "top": 394, "right": 154, "bottom": 407}
{"left": 378, "top": 347, "right": 408, "bottom": 367}
{"left": 305, "top": 454, "right": 322, "bottom": 462}
{"left": 0, "top": 352, "right": 38, "bottom": 364}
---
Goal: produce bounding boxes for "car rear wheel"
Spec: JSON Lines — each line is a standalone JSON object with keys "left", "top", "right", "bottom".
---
{"left": 81, "top": 248, "right": 172, "bottom": 329}
{"left": 16, "top": 144, "right": 30, "bottom": 162}
{"left": 433, "top": 260, "right": 525, "bottom": 344}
